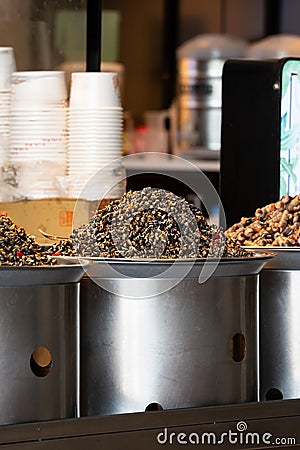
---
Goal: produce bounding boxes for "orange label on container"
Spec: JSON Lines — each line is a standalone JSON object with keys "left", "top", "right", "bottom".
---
{"left": 59, "top": 210, "right": 73, "bottom": 227}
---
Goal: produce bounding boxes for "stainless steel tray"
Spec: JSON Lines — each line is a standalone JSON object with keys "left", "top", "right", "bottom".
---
{"left": 55, "top": 253, "right": 275, "bottom": 279}
{"left": 0, "top": 264, "right": 85, "bottom": 287}
{"left": 243, "top": 246, "right": 300, "bottom": 270}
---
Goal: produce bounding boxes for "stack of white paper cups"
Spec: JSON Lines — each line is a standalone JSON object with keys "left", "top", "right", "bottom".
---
{"left": 67, "top": 72, "right": 124, "bottom": 200}
{"left": 0, "top": 47, "right": 16, "bottom": 165}
{"left": 9, "top": 71, "right": 68, "bottom": 199}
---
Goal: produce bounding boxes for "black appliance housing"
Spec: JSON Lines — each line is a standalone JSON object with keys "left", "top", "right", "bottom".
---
{"left": 220, "top": 57, "right": 299, "bottom": 227}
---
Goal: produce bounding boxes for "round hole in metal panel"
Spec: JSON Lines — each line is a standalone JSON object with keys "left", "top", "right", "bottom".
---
{"left": 231, "top": 333, "right": 246, "bottom": 362}
{"left": 30, "top": 346, "right": 53, "bottom": 377}
{"left": 265, "top": 388, "right": 283, "bottom": 401}
{"left": 145, "top": 402, "right": 164, "bottom": 412}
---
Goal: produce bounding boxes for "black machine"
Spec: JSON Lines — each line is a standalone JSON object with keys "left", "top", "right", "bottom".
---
{"left": 220, "top": 57, "right": 300, "bottom": 227}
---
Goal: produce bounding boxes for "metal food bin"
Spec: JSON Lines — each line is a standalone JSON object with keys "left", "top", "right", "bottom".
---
{"left": 260, "top": 249, "right": 300, "bottom": 401}
{"left": 79, "top": 254, "right": 272, "bottom": 417}
{"left": 0, "top": 265, "right": 84, "bottom": 425}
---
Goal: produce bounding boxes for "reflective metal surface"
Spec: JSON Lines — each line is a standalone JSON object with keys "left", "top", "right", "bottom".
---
{"left": 57, "top": 252, "right": 274, "bottom": 278}
{"left": 243, "top": 246, "right": 300, "bottom": 270}
{"left": 0, "top": 264, "right": 85, "bottom": 287}
{"left": 177, "top": 59, "right": 224, "bottom": 152}
{"left": 0, "top": 283, "right": 79, "bottom": 425}
{"left": 80, "top": 274, "right": 258, "bottom": 417}
{"left": 260, "top": 270, "right": 300, "bottom": 401}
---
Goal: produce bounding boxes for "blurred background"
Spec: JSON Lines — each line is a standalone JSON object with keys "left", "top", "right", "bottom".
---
{"left": 0, "top": 0, "right": 299, "bottom": 237}
{"left": 0, "top": 0, "right": 296, "bottom": 125}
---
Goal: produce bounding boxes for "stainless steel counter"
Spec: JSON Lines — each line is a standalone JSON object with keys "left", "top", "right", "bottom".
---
{"left": 0, "top": 399, "right": 300, "bottom": 449}
{"left": 122, "top": 153, "right": 220, "bottom": 173}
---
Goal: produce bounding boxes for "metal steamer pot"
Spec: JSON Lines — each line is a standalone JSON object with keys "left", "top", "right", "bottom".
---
{"left": 259, "top": 249, "right": 300, "bottom": 402}
{"left": 79, "top": 255, "right": 271, "bottom": 417}
{"left": 176, "top": 34, "right": 247, "bottom": 157}
{"left": 0, "top": 265, "right": 84, "bottom": 425}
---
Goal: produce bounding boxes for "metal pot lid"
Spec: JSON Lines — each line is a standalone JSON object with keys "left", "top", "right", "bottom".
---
{"left": 55, "top": 252, "right": 275, "bottom": 279}
{"left": 176, "top": 34, "right": 248, "bottom": 60}
{"left": 0, "top": 264, "right": 85, "bottom": 287}
{"left": 247, "top": 34, "right": 300, "bottom": 59}
{"left": 243, "top": 246, "right": 300, "bottom": 270}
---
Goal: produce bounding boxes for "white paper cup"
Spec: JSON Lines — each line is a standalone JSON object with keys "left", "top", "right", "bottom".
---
{"left": 67, "top": 160, "right": 121, "bottom": 167}
{"left": 67, "top": 149, "right": 122, "bottom": 155}
{"left": 68, "top": 158, "right": 121, "bottom": 165}
{"left": 68, "top": 118, "right": 122, "bottom": 125}
{"left": 68, "top": 149, "right": 121, "bottom": 154}
{"left": 11, "top": 123, "right": 67, "bottom": 130}
{"left": 68, "top": 160, "right": 117, "bottom": 167}
{"left": 68, "top": 115, "right": 123, "bottom": 121}
{"left": 68, "top": 156, "right": 122, "bottom": 162}
{"left": 68, "top": 136, "right": 122, "bottom": 141}
{"left": 11, "top": 108, "right": 68, "bottom": 115}
{"left": 67, "top": 160, "right": 121, "bottom": 166}
{"left": 68, "top": 146, "right": 121, "bottom": 152}
{"left": 68, "top": 106, "right": 122, "bottom": 111}
{"left": 68, "top": 163, "right": 121, "bottom": 170}
{"left": 0, "top": 94, "right": 11, "bottom": 103}
{"left": 0, "top": 47, "right": 16, "bottom": 90}
{"left": 68, "top": 134, "right": 122, "bottom": 139}
{"left": 68, "top": 114, "right": 123, "bottom": 121}
{"left": 10, "top": 153, "right": 67, "bottom": 160}
{"left": 11, "top": 158, "right": 66, "bottom": 165}
{"left": 10, "top": 129, "right": 68, "bottom": 141}
{"left": 68, "top": 108, "right": 123, "bottom": 115}
{"left": 17, "top": 171, "right": 66, "bottom": 181}
{"left": 69, "top": 136, "right": 122, "bottom": 144}
{"left": 68, "top": 125, "right": 123, "bottom": 132}
{"left": 11, "top": 121, "right": 67, "bottom": 128}
{"left": 68, "top": 124, "right": 123, "bottom": 131}
{"left": 10, "top": 147, "right": 67, "bottom": 155}
{"left": 10, "top": 153, "right": 67, "bottom": 161}
{"left": 67, "top": 148, "right": 122, "bottom": 153}
{"left": 68, "top": 112, "right": 123, "bottom": 118}
{"left": 69, "top": 113, "right": 122, "bottom": 117}
{"left": 67, "top": 151, "right": 122, "bottom": 157}
{"left": 69, "top": 72, "right": 121, "bottom": 109}
{"left": 68, "top": 126, "right": 122, "bottom": 132}
{"left": 68, "top": 131, "right": 123, "bottom": 136}
{"left": 67, "top": 160, "right": 118, "bottom": 165}
{"left": 11, "top": 118, "right": 67, "bottom": 126}
{"left": 67, "top": 142, "right": 122, "bottom": 147}
{"left": 10, "top": 129, "right": 68, "bottom": 135}
{"left": 11, "top": 71, "right": 68, "bottom": 106}
{"left": 0, "top": 105, "right": 11, "bottom": 113}
{"left": 11, "top": 123, "right": 67, "bottom": 129}
{"left": 10, "top": 136, "right": 67, "bottom": 142}
{"left": 67, "top": 172, "right": 120, "bottom": 180}
{"left": 68, "top": 159, "right": 121, "bottom": 166}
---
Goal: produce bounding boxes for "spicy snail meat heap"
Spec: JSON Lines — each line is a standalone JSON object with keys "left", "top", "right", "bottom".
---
{"left": 0, "top": 215, "right": 54, "bottom": 266}
{"left": 0, "top": 188, "right": 251, "bottom": 266}
{"left": 54, "top": 187, "right": 249, "bottom": 259}
{"left": 226, "top": 193, "right": 300, "bottom": 246}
